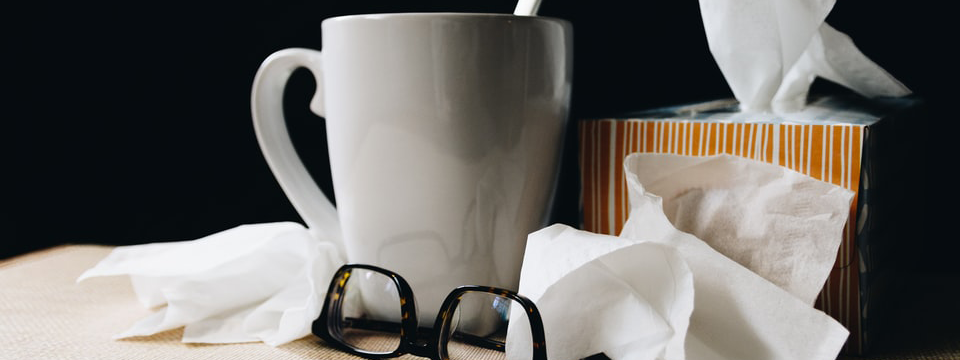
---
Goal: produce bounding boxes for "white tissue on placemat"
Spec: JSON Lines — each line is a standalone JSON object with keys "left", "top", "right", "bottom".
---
{"left": 622, "top": 154, "right": 850, "bottom": 360}
{"left": 626, "top": 153, "right": 854, "bottom": 305}
{"left": 699, "top": 0, "right": 911, "bottom": 112}
{"left": 507, "top": 225, "right": 694, "bottom": 360}
{"left": 77, "top": 222, "right": 343, "bottom": 346}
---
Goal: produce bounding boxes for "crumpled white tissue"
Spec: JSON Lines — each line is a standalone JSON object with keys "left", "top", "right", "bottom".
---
{"left": 509, "top": 225, "right": 694, "bottom": 360}
{"left": 625, "top": 153, "right": 854, "bottom": 305}
{"left": 77, "top": 222, "right": 343, "bottom": 346}
{"left": 513, "top": 153, "right": 850, "bottom": 360}
{"left": 699, "top": 0, "right": 911, "bottom": 112}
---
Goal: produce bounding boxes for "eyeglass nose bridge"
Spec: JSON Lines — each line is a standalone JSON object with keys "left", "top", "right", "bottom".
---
{"left": 403, "top": 333, "right": 442, "bottom": 359}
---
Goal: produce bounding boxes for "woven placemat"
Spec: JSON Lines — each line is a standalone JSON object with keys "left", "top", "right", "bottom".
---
{"left": 2, "top": 245, "right": 958, "bottom": 360}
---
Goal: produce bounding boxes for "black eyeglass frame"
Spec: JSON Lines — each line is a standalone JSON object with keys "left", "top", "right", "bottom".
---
{"left": 312, "top": 264, "right": 548, "bottom": 360}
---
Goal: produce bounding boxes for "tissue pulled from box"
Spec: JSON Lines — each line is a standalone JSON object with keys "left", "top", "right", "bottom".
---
{"left": 699, "top": 0, "right": 911, "bottom": 112}
{"left": 514, "top": 153, "right": 851, "bottom": 360}
{"left": 77, "top": 222, "right": 344, "bottom": 346}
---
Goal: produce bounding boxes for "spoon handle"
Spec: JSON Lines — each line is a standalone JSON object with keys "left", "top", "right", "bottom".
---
{"left": 513, "top": 0, "right": 541, "bottom": 16}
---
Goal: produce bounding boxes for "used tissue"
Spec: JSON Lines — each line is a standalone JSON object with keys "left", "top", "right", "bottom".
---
{"left": 509, "top": 225, "right": 694, "bottom": 360}
{"left": 78, "top": 222, "right": 343, "bottom": 346}
{"left": 625, "top": 153, "right": 853, "bottom": 305}
{"left": 517, "top": 153, "right": 852, "bottom": 360}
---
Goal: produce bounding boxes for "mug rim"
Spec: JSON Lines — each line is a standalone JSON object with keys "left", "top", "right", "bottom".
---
{"left": 322, "top": 12, "right": 571, "bottom": 27}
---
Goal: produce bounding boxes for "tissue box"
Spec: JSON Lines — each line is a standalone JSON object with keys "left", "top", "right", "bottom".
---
{"left": 578, "top": 95, "right": 922, "bottom": 355}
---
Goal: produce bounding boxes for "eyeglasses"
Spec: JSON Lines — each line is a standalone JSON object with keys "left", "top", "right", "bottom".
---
{"left": 312, "top": 264, "right": 547, "bottom": 360}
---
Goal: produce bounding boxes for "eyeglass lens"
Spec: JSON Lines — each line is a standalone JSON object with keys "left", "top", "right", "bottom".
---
{"left": 443, "top": 291, "right": 534, "bottom": 360}
{"left": 336, "top": 268, "right": 404, "bottom": 354}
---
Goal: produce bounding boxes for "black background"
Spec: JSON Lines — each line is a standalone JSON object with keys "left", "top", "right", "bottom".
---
{"left": 5, "top": 1, "right": 951, "bottom": 269}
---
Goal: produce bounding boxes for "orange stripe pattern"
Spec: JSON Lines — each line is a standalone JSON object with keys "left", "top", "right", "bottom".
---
{"left": 579, "top": 119, "right": 866, "bottom": 353}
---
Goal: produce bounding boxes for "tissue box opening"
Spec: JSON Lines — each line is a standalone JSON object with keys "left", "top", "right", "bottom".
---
{"left": 577, "top": 94, "right": 923, "bottom": 355}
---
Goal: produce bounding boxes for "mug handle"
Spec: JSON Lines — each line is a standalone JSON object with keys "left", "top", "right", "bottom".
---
{"left": 251, "top": 48, "right": 343, "bottom": 256}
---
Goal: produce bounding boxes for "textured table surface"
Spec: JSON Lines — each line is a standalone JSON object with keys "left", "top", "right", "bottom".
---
{"left": 2, "top": 245, "right": 957, "bottom": 360}
{"left": 0, "top": 245, "right": 415, "bottom": 360}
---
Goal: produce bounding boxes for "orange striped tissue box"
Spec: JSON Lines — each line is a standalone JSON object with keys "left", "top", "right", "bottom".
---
{"left": 578, "top": 95, "right": 922, "bottom": 355}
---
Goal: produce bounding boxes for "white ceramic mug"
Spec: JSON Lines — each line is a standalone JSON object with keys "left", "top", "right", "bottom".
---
{"left": 251, "top": 13, "right": 572, "bottom": 325}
